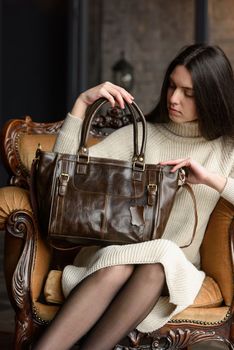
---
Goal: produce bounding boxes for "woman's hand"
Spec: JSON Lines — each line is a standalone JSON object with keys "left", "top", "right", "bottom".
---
{"left": 71, "top": 82, "right": 134, "bottom": 119}
{"left": 160, "top": 158, "right": 227, "bottom": 193}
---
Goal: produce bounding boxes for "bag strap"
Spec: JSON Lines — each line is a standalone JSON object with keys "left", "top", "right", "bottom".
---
{"left": 78, "top": 98, "right": 147, "bottom": 163}
{"left": 179, "top": 183, "right": 198, "bottom": 248}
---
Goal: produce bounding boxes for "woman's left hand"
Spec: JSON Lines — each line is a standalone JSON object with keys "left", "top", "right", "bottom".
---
{"left": 160, "top": 158, "right": 227, "bottom": 192}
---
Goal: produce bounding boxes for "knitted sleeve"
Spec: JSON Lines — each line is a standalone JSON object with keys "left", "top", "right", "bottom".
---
{"left": 53, "top": 112, "right": 135, "bottom": 161}
{"left": 53, "top": 113, "right": 83, "bottom": 154}
{"left": 221, "top": 178, "right": 234, "bottom": 205}
{"left": 220, "top": 138, "right": 234, "bottom": 205}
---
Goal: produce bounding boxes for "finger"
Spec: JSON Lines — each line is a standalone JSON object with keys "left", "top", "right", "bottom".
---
{"left": 160, "top": 159, "right": 190, "bottom": 173}
{"left": 170, "top": 159, "right": 191, "bottom": 173}
{"left": 107, "top": 88, "right": 125, "bottom": 108}
{"left": 107, "top": 85, "right": 134, "bottom": 109}
{"left": 109, "top": 83, "right": 135, "bottom": 101}
{"left": 170, "top": 163, "right": 187, "bottom": 173}
{"left": 98, "top": 89, "right": 116, "bottom": 107}
{"left": 104, "top": 83, "right": 134, "bottom": 107}
{"left": 97, "top": 84, "right": 124, "bottom": 108}
{"left": 160, "top": 159, "right": 186, "bottom": 166}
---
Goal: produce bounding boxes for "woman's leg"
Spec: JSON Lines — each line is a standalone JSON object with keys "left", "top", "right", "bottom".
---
{"left": 80, "top": 263, "right": 166, "bottom": 350}
{"left": 33, "top": 265, "right": 135, "bottom": 350}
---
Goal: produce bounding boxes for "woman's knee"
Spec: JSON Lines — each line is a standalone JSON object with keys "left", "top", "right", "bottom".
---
{"left": 136, "top": 263, "right": 166, "bottom": 285}
{"left": 94, "top": 265, "right": 134, "bottom": 286}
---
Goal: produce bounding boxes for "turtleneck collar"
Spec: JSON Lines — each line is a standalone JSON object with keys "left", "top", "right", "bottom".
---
{"left": 159, "top": 121, "right": 204, "bottom": 140}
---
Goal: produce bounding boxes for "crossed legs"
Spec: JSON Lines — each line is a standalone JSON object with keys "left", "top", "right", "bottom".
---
{"left": 34, "top": 263, "right": 166, "bottom": 350}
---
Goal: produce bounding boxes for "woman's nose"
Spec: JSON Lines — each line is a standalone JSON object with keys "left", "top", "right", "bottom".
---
{"left": 169, "top": 88, "right": 180, "bottom": 105}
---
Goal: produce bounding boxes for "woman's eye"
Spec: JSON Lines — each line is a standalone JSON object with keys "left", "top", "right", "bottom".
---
{"left": 169, "top": 83, "right": 176, "bottom": 90}
{"left": 184, "top": 89, "right": 194, "bottom": 97}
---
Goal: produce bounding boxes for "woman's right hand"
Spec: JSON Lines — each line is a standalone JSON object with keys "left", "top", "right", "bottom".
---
{"left": 71, "top": 82, "right": 134, "bottom": 119}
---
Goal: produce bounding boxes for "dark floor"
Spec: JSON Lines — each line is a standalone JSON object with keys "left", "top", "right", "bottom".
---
{"left": 0, "top": 232, "right": 231, "bottom": 349}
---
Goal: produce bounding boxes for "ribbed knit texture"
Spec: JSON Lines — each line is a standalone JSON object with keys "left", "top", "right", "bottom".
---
{"left": 53, "top": 113, "right": 234, "bottom": 332}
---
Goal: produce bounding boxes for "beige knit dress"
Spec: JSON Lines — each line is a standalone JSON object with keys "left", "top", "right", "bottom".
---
{"left": 53, "top": 113, "right": 234, "bottom": 332}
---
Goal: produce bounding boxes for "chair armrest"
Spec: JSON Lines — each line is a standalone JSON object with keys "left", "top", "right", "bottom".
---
{"left": 201, "top": 198, "right": 234, "bottom": 306}
{"left": 1, "top": 186, "right": 52, "bottom": 309}
{"left": 0, "top": 186, "right": 32, "bottom": 229}
{"left": 0, "top": 186, "right": 32, "bottom": 303}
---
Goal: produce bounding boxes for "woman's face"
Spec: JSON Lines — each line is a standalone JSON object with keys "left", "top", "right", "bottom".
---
{"left": 167, "top": 65, "right": 198, "bottom": 123}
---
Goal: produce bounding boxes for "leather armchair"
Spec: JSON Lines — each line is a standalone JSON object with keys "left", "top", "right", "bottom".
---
{"left": 0, "top": 116, "right": 234, "bottom": 350}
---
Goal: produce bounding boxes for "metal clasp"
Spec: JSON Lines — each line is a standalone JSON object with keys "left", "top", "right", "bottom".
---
{"left": 178, "top": 168, "right": 186, "bottom": 186}
{"left": 35, "top": 143, "right": 42, "bottom": 159}
{"left": 77, "top": 147, "right": 89, "bottom": 164}
{"left": 132, "top": 157, "right": 145, "bottom": 172}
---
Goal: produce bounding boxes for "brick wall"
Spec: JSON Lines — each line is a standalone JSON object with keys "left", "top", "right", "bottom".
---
{"left": 99, "top": 0, "right": 234, "bottom": 114}
{"left": 209, "top": 0, "right": 234, "bottom": 67}
{"left": 100, "top": 0, "right": 195, "bottom": 113}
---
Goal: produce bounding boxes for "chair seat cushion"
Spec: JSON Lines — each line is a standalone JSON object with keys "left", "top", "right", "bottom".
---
{"left": 190, "top": 275, "right": 223, "bottom": 308}
{"left": 44, "top": 270, "right": 65, "bottom": 304}
{"left": 44, "top": 270, "right": 223, "bottom": 308}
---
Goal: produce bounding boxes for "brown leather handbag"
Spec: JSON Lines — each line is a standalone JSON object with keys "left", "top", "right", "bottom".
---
{"left": 31, "top": 98, "right": 197, "bottom": 248}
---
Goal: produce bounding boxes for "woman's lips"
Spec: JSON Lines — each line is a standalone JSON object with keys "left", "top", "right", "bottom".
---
{"left": 169, "top": 107, "right": 181, "bottom": 115}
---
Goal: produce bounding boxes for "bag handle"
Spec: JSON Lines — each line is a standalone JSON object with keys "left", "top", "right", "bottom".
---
{"left": 82, "top": 98, "right": 141, "bottom": 153}
{"left": 78, "top": 98, "right": 147, "bottom": 164}
{"left": 78, "top": 98, "right": 139, "bottom": 164}
{"left": 179, "top": 183, "right": 198, "bottom": 248}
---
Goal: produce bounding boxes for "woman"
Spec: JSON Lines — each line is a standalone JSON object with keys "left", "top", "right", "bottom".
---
{"left": 34, "top": 44, "right": 234, "bottom": 350}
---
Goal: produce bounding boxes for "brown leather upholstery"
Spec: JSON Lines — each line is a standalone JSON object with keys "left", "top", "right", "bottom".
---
{"left": 0, "top": 186, "right": 32, "bottom": 228}
{"left": 44, "top": 270, "right": 65, "bottom": 304}
{"left": 190, "top": 276, "right": 223, "bottom": 308}
{"left": 18, "top": 133, "right": 101, "bottom": 172}
{"left": 200, "top": 197, "right": 234, "bottom": 306}
{"left": 19, "top": 133, "right": 57, "bottom": 171}
{"left": 172, "top": 306, "right": 230, "bottom": 323}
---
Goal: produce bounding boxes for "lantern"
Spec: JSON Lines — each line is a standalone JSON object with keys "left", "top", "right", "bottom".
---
{"left": 112, "top": 51, "right": 134, "bottom": 91}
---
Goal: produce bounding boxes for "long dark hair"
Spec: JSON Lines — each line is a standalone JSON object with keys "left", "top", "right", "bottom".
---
{"left": 147, "top": 44, "right": 234, "bottom": 140}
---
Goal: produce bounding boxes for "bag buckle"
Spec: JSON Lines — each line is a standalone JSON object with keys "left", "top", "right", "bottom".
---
{"left": 147, "top": 183, "right": 157, "bottom": 192}
{"left": 147, "top": 184, "right": 157, "bottom": 206}
{"left": 58, "top": 173, "right": 69, "bottom": 196}
{"left": 59, "top": 173, "right": 69, "bottom": 182}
